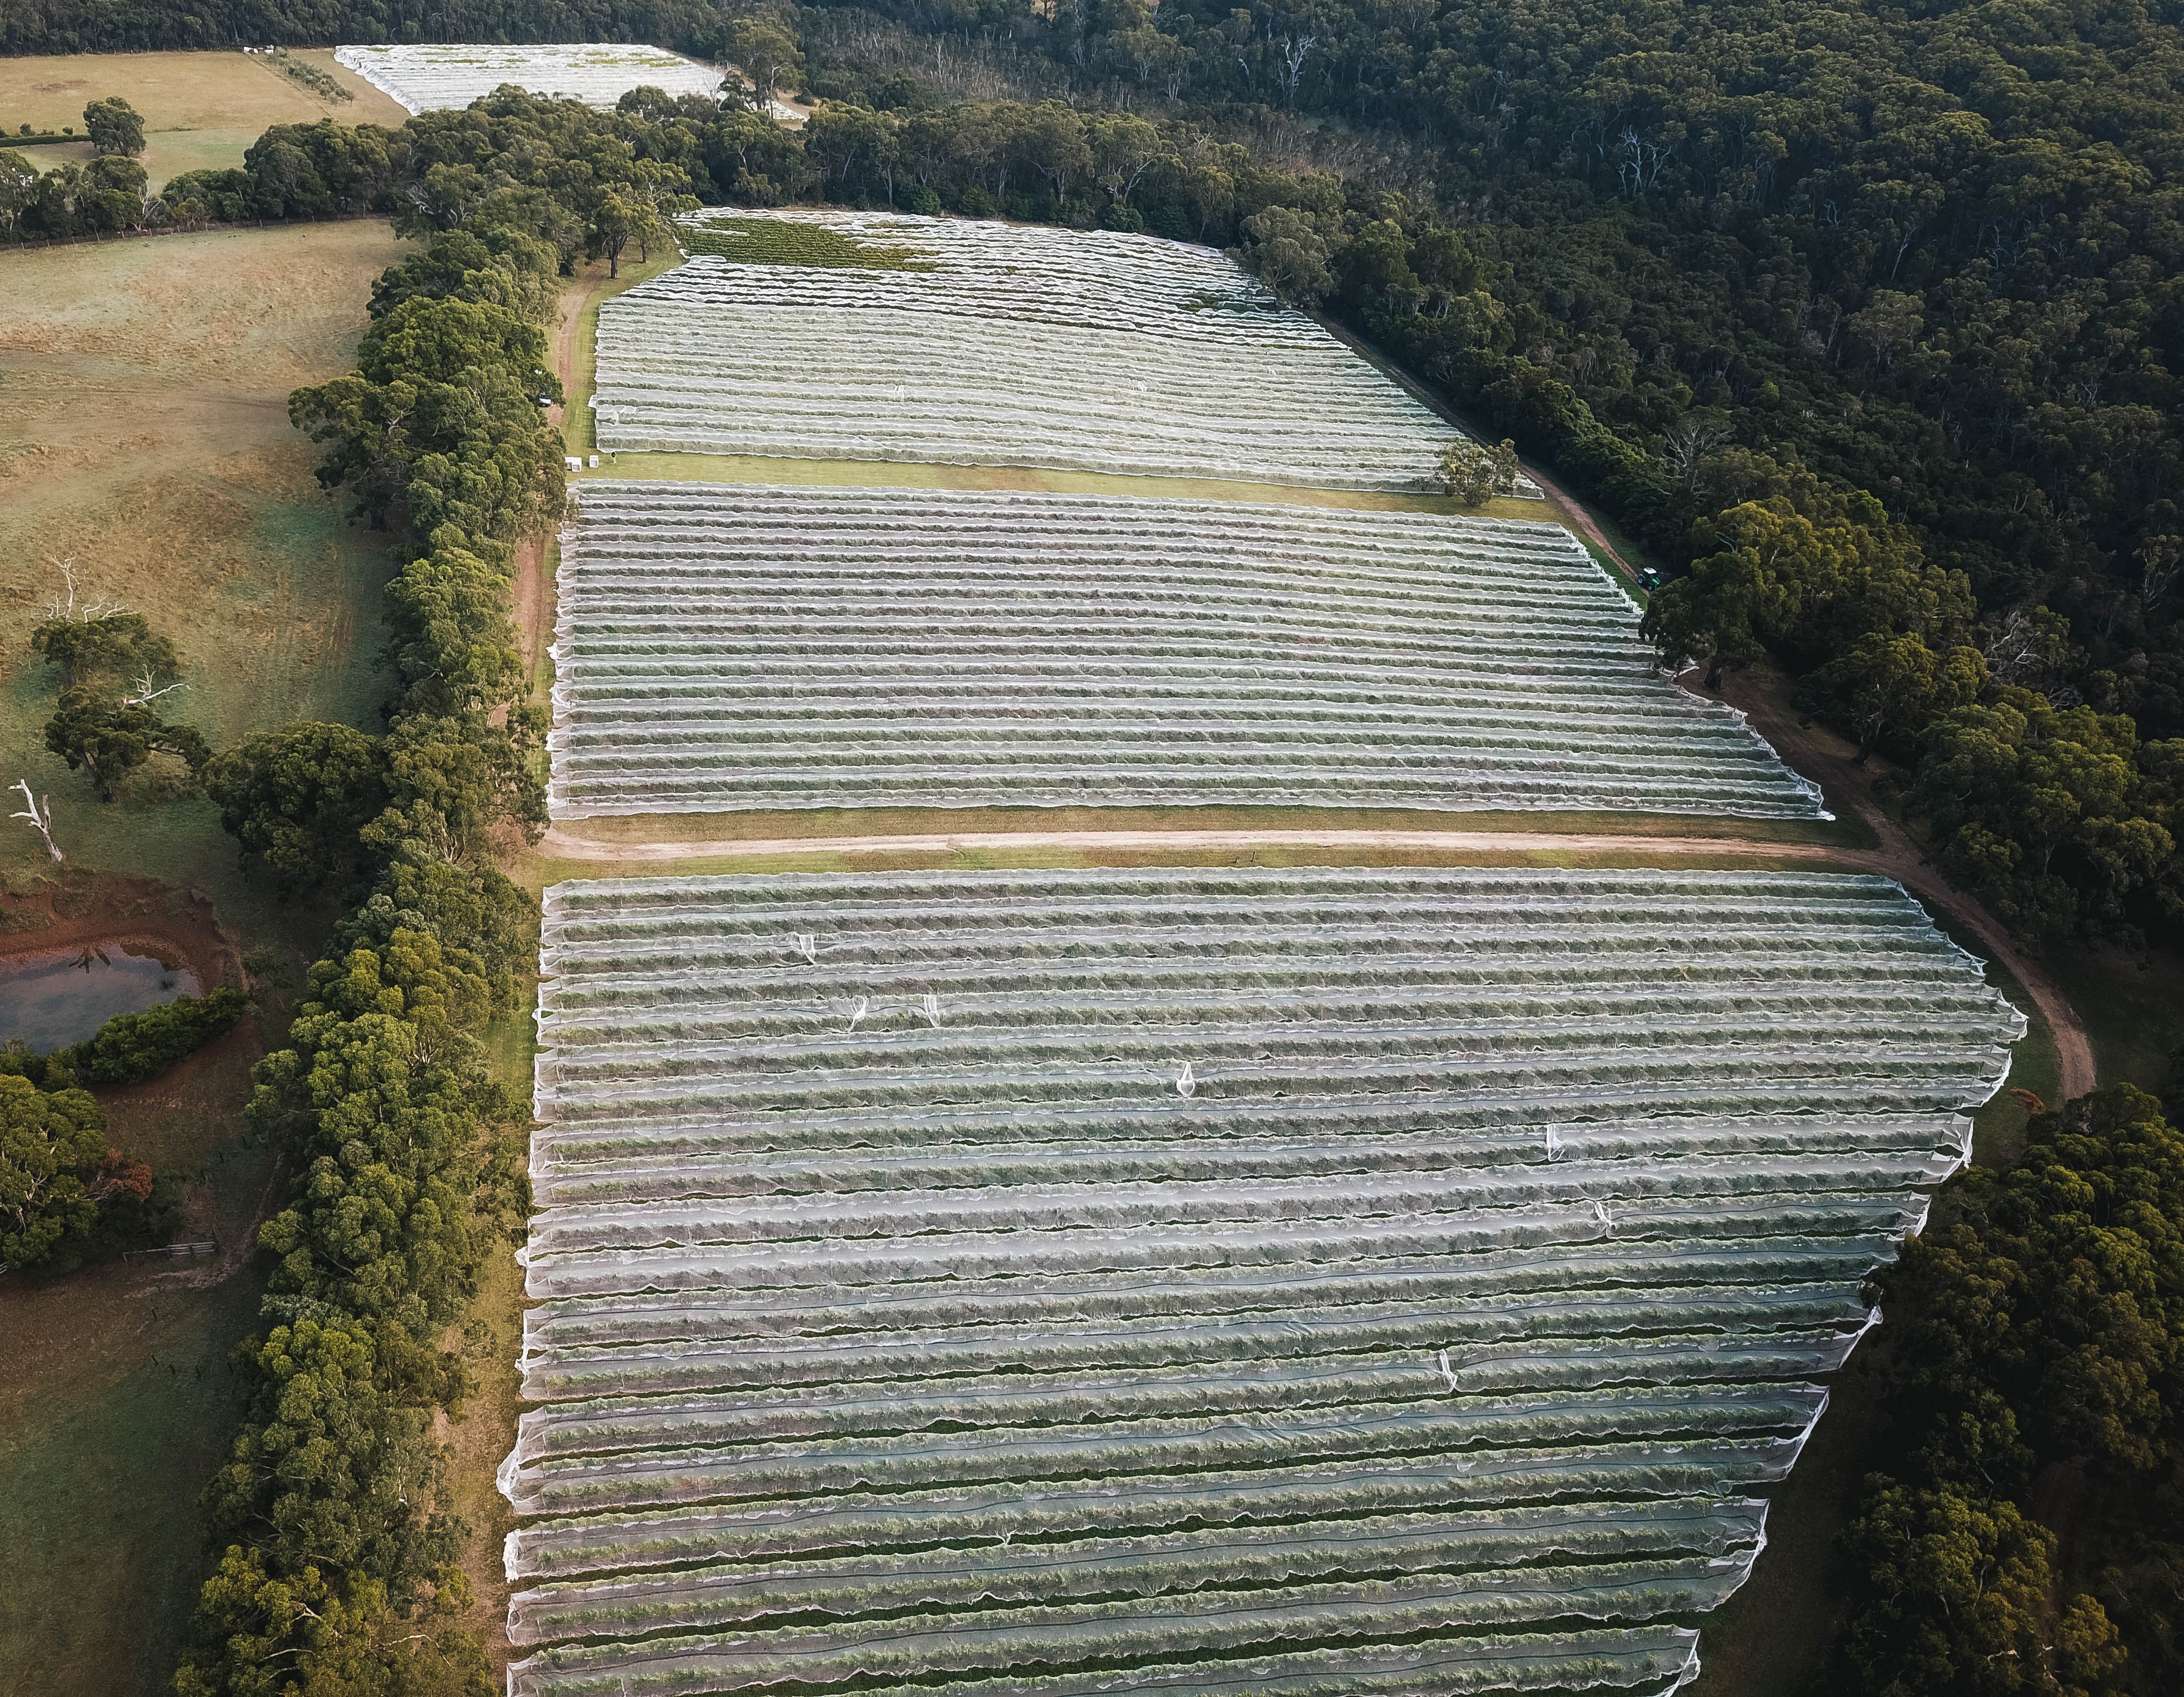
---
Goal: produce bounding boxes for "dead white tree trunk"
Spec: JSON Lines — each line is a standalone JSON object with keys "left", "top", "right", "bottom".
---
{"left": 12, "top": 781, "right": 63, "bottom": 864}
{"left": 120, "top": 668, "right": 186, "bottom": 709}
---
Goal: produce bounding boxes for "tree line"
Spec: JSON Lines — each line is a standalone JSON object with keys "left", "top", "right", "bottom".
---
{"left": 141, "top": 119, "right": 574, "bottom": 1695}
{"left": 1829, "top": 1085, "right": 2184, "bottom": 1696}
{"left": 6, "top": 107, "right": 561, "bottom": 1665}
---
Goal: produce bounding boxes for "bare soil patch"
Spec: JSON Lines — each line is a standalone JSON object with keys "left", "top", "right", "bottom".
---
{"left": 0, "top": 873, "right": 239, "bottom": 987}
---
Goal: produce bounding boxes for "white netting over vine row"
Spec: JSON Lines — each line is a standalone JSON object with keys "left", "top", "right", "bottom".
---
{"left": 548, "top": 482, "right": 1824, "bottom": 821}
{"left": 684, "top": 208, "right": 1287, "bottom": 334}
{"left": 501, "top": 867, "right": 2021, "bottom": 1696}
{"left": 593, "top": 209, "right": 1512, "bottom": 492}
{"left": 333, "top": 42, "right": 725, "bottom": 113}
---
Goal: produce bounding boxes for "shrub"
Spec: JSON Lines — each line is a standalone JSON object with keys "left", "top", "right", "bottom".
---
{"left": 63, "top": 987, "right": 249, "bottom": 1085}
{"left": 0, "top": 1071, "right": 172, "bottom": 1272}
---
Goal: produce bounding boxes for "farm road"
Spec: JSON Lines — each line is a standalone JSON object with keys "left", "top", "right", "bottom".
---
{"left": 539, "top": 820, "right": 2091, "bottom": 1098}
{"left": 1708, "top": 664, "right": 2096, "bottom": 1103}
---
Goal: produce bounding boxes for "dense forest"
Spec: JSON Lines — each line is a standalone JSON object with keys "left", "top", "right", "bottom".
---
{"left": 1835, "top": 1084, "right": 2184, "bottom": 1697}
{"left": 0, "top": 0, "right": 723, "bottom": 55}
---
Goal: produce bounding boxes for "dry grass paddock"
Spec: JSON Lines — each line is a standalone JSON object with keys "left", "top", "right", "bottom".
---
{"left": 0, "top": 218, "right": 409, "bottom": 1696}
{"left": 0, "top": 48, "right": 407, "bottom": 183}
{"left": 0, "top": 218, "right": 407, "bottom": 896}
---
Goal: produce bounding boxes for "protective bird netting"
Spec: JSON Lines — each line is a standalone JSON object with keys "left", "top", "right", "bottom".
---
{"left": 593, "top": 209, "right": 1510, "bottom": 493}
{"left": 503, "top": 866, "right": 2022, "bottom": 1696}
{"left": 333, "top": 42, "right": 725, "bottom": 113}
{"left": 549, "top": 483, "right": 1825, "bottom": 821}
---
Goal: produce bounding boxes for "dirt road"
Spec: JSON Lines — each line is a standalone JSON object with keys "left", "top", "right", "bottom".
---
{"left": 1520, "top": 457, "right": 1644, "bottom": 584}
{"left": 1715, "top": 666, "right": 2096, "bottom": 1100}
{"left": 543, "top": 824, "right": 1827, "bottom": 861}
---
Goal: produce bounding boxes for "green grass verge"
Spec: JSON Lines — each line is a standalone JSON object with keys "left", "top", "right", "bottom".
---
{"left": 0, "top": 1262, "right": 268, "bottom": 1697}
{"left": 681, "top": 215, "right": 937, "bottom": 269}
{"left": 429, "top": 981, "right": 544, "bottom": 1683}
{"left": 566, "top": 446, "right": 1550, "bottom": 519}
{"left": 560, "top": 248, "right": 681, "bottom": 458}
{"left": 545, "top": 801, "right": 1857, "bottom": 848}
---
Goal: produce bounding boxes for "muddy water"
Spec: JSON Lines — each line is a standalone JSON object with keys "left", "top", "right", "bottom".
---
{"left": 0, "top": 944, "right": 200, "bottom": 1051}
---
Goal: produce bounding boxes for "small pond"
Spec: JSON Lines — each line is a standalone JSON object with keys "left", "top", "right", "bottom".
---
{"left": 0, "top": 943, "right": 201, "bottom": 1053}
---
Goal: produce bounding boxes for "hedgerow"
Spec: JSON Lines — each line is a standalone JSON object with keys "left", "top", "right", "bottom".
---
{"left": 173, "top": 149, "right": 562, "bottom": 1697}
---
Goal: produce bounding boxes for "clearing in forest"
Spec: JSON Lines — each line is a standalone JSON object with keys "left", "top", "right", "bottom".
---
{"left": 500, "top": 864, "right": 2023, "bottom": 1696}
{"left": 590, "top": 208, "right": 1503, "bottom": 490}
{"left": 521, "top": 187, "right": 2014, "bottom": 1697}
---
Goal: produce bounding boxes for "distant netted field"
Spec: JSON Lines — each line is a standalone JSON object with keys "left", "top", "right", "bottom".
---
{"left": 594, "top": 208, "right": 1527, "bottom": 493}
{"left": 335, "top": 41, "right": 724, "bottom": 112}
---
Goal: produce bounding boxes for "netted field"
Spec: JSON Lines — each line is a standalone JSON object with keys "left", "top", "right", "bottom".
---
{"left": 503, "top": 865, "right": 2023, "bottom": 1696}
{"left": 547, "top": 481, "right": 1824, "bottom": 821}
{"left": 591, "top": 209, "right": 1502, "bottom": 491}
{"left": 333, "top": 42, "right": 723, "bottom": 112}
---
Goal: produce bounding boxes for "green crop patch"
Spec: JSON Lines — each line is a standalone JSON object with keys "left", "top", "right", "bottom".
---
{"left": 680, "top": 216, "right": 939, "bottom": 271}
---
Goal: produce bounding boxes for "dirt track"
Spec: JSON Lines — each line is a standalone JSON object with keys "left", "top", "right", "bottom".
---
{"left": 543, "top": 824, "right": 1822, "bottom": 861}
